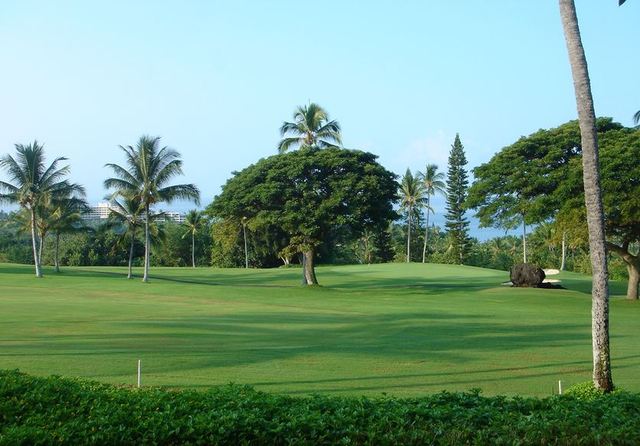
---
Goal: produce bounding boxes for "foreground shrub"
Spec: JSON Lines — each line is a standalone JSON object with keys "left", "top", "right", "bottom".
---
{"left": 1, "top": 370, "right": 640, "bottom": 445}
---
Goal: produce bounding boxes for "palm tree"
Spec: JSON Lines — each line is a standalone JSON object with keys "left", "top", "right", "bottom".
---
{"left": 399, "top": 168, "right": 426, "bottom": 263}
{"left": 49, "top": 196, "right": 89, "bottom": 272}
{"left": 633, "top": 110, "right": 640, "bottom": 126}
{"left": 104, "top": 136, "right": 200, "bottom": 282}
{"left": 0, "top": 142, "right": 80, "bottom": 277}
{"left": 559, "top": 0, "right": 613, "bottom": 391}
{"left": 108, "top": 194, "right": 144, "bottom": 279}
{"left": 277, "top": 103, "right": 341, "bottom": 153}
{"left": 419, "top": 164, "right": 446, "bottom": 263}
{"left": 182, "top": 210, "right": 205, "bottom": 268}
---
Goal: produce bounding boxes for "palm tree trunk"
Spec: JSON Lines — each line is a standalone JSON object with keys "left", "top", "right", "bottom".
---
{"left": 54, "top": 233, "right": 60, "bottom": 273}
{"left": 406, "top": 205, "right": 412, "bottom": 263}
{"left": 302, "top": 247, "right": 318, "bottom": 285}
{"left": 560, "top": 231, "right": 567, "bottom": 271}
{"left": 128, "top": 234, "right": 134, "bottom": 279}
{"left": 422, "top": 198, "right": 430, "bottom": 263}
{"left": 560, "top": 0, "right": 613, "bottom": 392}
{"left": 522, "top": 218, "right": 527, "bottom": 263}
{"left": 30, "top": 208, "right": 42, "bottom": 278}
{"left": 192, "top": 231, "right": 196, "bottom": 268}
{"left": 143, "top": 204, "right": 150, "bottom": 282}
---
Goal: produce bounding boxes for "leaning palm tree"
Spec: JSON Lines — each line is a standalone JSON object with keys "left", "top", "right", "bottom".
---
{"left": 104, "top": 136, "right": 200, "bottom": 282}
{"left": 419, "top": 164, "right": 446, "bottom": 263}
{"left": 277, "top": 103, "right": 342, "bottom": 153}
{"left": 559, "top": 0, "right": 615, "bottom": 391}
{"left": 182, "top": 210, "right": 205, "bottom": 268}
{"left": 633, "top": 110, "right": 640, "bottom": 126}
{"left": 0, "top": 142, "right": 80, "bottom": 277}
{"left": 399, "top": 168, "right": 426, "bottom": 263}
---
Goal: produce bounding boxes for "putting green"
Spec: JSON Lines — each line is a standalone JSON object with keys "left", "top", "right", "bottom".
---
{"left": 0, "top": 262, "right": 637, "bottom": 396}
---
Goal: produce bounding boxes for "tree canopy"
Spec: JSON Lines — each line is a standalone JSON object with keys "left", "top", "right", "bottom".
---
{"left": 208, "top": 147, "right": 398, "bottom": 284}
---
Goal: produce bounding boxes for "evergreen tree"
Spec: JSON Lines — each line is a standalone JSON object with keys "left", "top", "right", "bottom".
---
{"left": 444, "top": 134, "right": 471, "bottom": 264}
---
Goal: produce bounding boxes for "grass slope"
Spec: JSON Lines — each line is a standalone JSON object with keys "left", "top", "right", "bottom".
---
{"left": 0, "top": 262, "right": 637, "bottom": 397}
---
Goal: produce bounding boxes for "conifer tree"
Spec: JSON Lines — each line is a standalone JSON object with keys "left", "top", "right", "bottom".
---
{"left": 444, "top": 134, "right": 470, "bottom": 264}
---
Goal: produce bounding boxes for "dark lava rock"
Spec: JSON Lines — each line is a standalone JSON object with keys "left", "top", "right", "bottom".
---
{"left": 510, "top": 263, "right": 546, "bottom": 287}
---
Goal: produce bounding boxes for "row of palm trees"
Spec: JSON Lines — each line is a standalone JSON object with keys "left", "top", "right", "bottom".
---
{"left": 0, "top": 137, "right": 202, "bottom": 281}
{"left": 398, "top": 165, "right": 446, "bottom": 263}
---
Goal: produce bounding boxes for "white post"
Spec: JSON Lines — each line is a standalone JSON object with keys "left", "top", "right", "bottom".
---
{"left": 137, "top": 359, "right": 141, "bottom": 388}
{"left": 558, "top": 380, "right": 562, "bottom": 395}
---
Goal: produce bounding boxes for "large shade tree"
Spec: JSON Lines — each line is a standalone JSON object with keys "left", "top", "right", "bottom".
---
{"left": 104, "top": 136, "right": 200, "bottom": 282}
{"left": 0, "top": 142, "right": 83, "bottom": 277}
{"left": 398, "top": 168, "right": 426, "bottom": 263}
{"left": 277, "top": 103, "right": 342, "bottom": 153}
{"left": 209, "top": 148, "right": 397, "bottom": 285}
{"left": 420, "top": 164, "right": 446, "bottom": 263}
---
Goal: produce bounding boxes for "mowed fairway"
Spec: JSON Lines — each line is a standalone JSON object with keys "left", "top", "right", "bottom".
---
{"left": 1, "top": 262, "right": 638, "bottom": 397}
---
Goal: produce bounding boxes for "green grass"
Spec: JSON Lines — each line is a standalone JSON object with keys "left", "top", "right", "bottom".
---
{"left": 0, "top": 262, "right": 638, "bottom": 397}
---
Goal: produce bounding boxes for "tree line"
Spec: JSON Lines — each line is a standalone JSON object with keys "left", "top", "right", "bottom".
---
{"left": 1, "top": 107, "right": 638, "bottom": 293}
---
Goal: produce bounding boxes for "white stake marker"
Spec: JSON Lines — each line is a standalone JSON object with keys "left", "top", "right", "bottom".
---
{"left": 137, "top": 359, "right": 141, "bottom": 388}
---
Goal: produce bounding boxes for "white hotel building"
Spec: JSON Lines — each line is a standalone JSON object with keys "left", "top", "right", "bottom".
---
{"left": 84, "top": 202, "right": 186, "bottom": 223}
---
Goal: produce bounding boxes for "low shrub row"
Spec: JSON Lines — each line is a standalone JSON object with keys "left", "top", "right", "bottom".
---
{"left": 1, "top": 369, "right": 639, "bottom": 445}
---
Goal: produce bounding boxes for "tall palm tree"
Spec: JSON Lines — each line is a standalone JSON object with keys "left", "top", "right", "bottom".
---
{"left": 399, "top": 168, "right": 426, "bottom": 263}
{"left": 0, "top": 142, "right": 79, "bottom": 277}
{"left": 277, "top": 103, "right": 342, "bottom": 153}
{"left": 559, "top": 0, "right": 614, "bottom": 391}
{"left": 108, "top": 194, "right": 145, "bottom": 279}
{"left": 182, "top": 209, "right": 205, "bottom": 268}
{"left": 419, "top": 164, "right": 446, "bottom": 263}
{"left": 633, "top": 110, "right": 640, "bottom": 126}
{"left": 104, "top": 136, "right": 200, "bottom": 282}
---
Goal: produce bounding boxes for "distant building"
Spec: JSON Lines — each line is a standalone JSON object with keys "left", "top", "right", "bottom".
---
{"left": 84, "top": 202, "right": 113, "bottom": 220}
{"left": 83, "top": 202, "right": 186, "bottom": 223}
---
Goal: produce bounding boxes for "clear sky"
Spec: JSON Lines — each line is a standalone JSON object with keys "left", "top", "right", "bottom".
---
{"left": 1, "top": 1, "right": 638, "bottom": 239}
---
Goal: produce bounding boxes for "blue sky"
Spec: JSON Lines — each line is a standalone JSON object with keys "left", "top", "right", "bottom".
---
{"left": 0, "top": 1, "right": 638, "bottom": 239}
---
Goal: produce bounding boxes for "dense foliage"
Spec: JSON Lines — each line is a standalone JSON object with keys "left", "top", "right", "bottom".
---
{"left": 208, "top": 148, "right": 398, "bottom": 284}
{"left": 2, "top": 370, "right": 640, "bottom": 445}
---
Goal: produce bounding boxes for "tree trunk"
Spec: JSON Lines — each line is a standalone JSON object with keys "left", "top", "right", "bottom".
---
{"left": 143, "top": 204, "right": 150, "bottom": 282}
{"left": 522, "top": 218, "right": 527, "bottom": 263}
{"left": 560, "top": 231, "right": 567, "bottom": 271}
{"left": 54, "top": 233, "right": 60, "bottom": 273}
{"left": 302, "top": 248, "right": 318, "bottom": 285}
{"left": 127, "top": 234, "right": 134, "bottom": 279}
{"left": 243, "top": 223, "right": 248, "bottom": 269}
{"left": 38, "top": 230, "right": 45, "bottom": 268}
{"left": 192, "top": 232, "right": 196, "bottom": 268}
{"left": 30, "top": 208, "right": 42, "bottom": 278}
{"left": 560, "top": 0, "right": 613, "bottom": 392}
{"left": 606, "top": 242, "right": 639, "bottom": 301}
{"left": 422, "top": 198, "right": 430, "bottom": 263}
{"left": 406, "top": 205, "right": 412, "bottom": 263}
{"left": 626, "top": 264, "right": 639, "bottom": 301}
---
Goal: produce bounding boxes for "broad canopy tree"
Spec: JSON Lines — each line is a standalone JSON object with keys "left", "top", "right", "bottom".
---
{"left": 209, "top": 147, "right": 398, "bottom": 285}
{"left": 469, "top": 118, "right": 640, "bottom": 300}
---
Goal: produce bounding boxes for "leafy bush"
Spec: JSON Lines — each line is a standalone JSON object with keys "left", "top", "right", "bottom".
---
{"left": 2, "top": 370, "right": 640, "bottom": 445}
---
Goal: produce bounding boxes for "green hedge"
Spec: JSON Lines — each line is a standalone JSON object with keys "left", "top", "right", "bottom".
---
{"left": 1, "top": 370, "right": 639, "bottom": 445}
